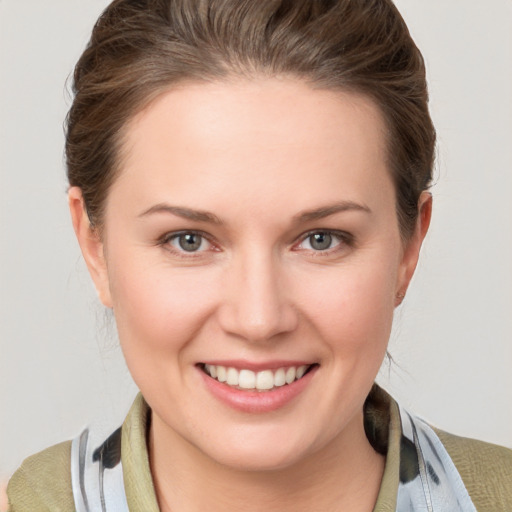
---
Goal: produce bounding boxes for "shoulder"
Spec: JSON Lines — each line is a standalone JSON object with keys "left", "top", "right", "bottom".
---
{"left": 7, "top": 440, "right": 75, "bottom": 511}
{"left": 434, "top": 427, "right": 512, "bottom": 511}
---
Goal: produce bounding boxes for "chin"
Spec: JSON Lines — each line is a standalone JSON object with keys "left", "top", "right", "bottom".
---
{"left": 210, "top": 448, "right": 306, "bottom": 473}
{"left": 195, "top": 429, "right": 318, "bottom": 473}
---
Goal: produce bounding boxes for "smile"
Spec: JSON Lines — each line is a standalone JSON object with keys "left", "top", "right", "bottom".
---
{"left": 202, "top": 364, "right": 314, "bottom": 392}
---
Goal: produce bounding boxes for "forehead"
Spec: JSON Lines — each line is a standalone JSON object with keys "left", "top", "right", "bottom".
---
{"left": 111, "top": 78, "right": 393, "bottom": 219}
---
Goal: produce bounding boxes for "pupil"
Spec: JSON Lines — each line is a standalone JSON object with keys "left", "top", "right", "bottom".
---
{"left": 179, "top": 234, "right": 202, "bottom": 252}
{"left": 311, "top": 232, "right": 332, "bottom": 250}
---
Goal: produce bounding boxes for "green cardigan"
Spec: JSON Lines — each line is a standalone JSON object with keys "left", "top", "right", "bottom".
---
{"left": 7, "top": 390, "right": 512, "bottom": 511}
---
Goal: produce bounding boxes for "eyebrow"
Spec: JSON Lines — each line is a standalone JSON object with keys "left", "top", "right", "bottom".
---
{"left": 293, "top": 201, "right": 372, "bottom": 223}
{"left": 138, "top": 200, "right": 371, "bottom": 225}
{"left": 138, "top": 204, "right": 222, "bottom": 224}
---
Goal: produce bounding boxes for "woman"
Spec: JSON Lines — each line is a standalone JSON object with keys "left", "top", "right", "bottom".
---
{"left": 6, "top": 0, "right": 512, "bottom": 510}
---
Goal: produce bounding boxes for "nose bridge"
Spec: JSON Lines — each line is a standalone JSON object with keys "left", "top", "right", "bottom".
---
{"left": 219, "top": 245, "right": 296, "bottom": 342}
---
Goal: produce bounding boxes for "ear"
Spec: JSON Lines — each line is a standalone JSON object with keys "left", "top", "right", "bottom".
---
{"left": 395, "top": 191, "right": 432, "bottom": 306}
{"left": 68, "top": 187, "right": 113, "bottom": 308}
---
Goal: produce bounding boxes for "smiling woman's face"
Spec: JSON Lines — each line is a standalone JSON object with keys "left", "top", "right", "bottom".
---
{"left": 70, "top": 78, "right": 428, "bottom": 472}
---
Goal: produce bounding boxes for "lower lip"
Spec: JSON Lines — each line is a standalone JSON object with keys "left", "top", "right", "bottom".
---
{"left": 199, "top": 366, "right": 318, "bottom": 413}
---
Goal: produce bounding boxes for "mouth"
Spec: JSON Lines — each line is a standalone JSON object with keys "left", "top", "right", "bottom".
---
{"left": 200, "top": 363, "right": 318, "bottom": 392}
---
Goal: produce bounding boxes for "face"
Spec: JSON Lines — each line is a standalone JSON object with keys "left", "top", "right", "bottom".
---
{"left": 71, "top": 78, "right": 429, "bottom": 472}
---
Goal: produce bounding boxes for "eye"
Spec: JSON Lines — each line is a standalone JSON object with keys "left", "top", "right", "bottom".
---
{"left": 297, "top": 230, "right": 349, "bottom": 252}
{"left": 167, "top": 232, "right": 211, "bottom": 253}
{"left": 305, "top": 232, "right": 334, "bottom": 251}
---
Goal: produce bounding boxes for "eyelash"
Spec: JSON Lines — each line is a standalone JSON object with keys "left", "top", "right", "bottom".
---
{"left": 157, "top": 229, "right": 354, "bottom": 258}
{"left": 294, "top": 230, "right": 354, "bottom": 255}
{"left": 158, "top": 230, "right": 217, "bottom": 259}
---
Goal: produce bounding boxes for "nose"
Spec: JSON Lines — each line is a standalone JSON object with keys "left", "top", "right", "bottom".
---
{"left": 217, "top": 250, "right": 298, "bottom": 343}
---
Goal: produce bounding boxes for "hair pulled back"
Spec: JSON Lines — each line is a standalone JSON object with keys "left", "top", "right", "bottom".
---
{"left": 66, "top": 0, "right": 435, "bottom": 239}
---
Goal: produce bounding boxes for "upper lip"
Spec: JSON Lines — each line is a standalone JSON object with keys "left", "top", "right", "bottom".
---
{"left": 198, "top": 359, "right": 317, "bottom": 372}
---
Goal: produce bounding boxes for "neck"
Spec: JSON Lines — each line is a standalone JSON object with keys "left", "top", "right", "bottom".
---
{"left": 149, "top": 412, "right": 385, "bottom": 512}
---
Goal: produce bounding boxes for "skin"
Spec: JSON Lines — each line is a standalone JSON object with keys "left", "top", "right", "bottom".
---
{"left": 70, "top": 78, "right": 431, "bottom": 512}
{"left": 0, "top": 482, "right": 6, "bottom": 512}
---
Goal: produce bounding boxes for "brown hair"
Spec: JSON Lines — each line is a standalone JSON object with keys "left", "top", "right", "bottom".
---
{"left": 66, "top": 0, "right": 435, "bottom": 239}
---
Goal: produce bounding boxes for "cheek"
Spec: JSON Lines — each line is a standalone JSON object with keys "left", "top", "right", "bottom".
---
{"left": 295, "top": 260, "right": 397, "bottom": 355}
{"left": 107, "top": 254, "right": 220, "bottom": 360}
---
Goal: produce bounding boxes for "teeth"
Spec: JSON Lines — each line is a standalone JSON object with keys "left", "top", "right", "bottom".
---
{"left": 285, "top": 367, "right": 296, "bottom": 384}
{"left": 203, "top": 364, "right": 312, "bottom": 391}
{"left": 239, "top": 369, "right": 256, "bottom": 389}
{"left": 216, "top": 365, "right": 227, "bottom": 382}
{"left": 256, "top": 370, "right": 274, "bottom": 390}
{"left": 296, "top": 365, "right": 308, "bottom": 379}
{"left": 226, "top": 367, "right": 239, "bottom": 386}
{"left": 274, "top": 368, "right": 286, "bottom": 387}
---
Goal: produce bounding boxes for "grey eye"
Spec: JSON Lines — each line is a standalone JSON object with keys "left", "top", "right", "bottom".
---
{"left": 176, "top": 233, "right": 204, "bottom": 252}
{"left": 308, "top": 232, "right": 333, "bottom": 251}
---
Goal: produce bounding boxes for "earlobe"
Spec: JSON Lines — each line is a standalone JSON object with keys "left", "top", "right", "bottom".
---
{"left": 68, "top": 187, "right": 113, "bottom": 308}
{"left": 395, "top": 191, "right": 433, "bottom": 306}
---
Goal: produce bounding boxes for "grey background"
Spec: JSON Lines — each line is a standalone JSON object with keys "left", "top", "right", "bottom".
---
{"left": 1, "top": 0, "right": 511, "bottom": 478}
